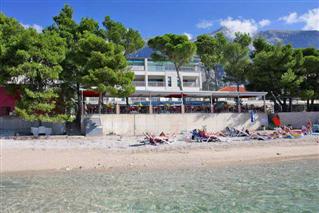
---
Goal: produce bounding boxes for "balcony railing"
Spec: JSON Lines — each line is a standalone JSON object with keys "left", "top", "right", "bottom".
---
{"left": 148, "top": 81, "right": 165, "bottom": 87}
{"left": 133, "top": 81, "right": 146, "bottom": 87}
{"left": 130, "top": 65, "right": 145, "bottom": 71}
{"left": 147, "top": 62, "right": 202, "bottom": 72}
{"left": 183, "top": 82, "right": 198, "bottom": 87}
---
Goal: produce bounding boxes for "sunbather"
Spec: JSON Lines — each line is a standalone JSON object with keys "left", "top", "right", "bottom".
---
{"left": 306, "top": 120, "right": 313, "bottom": 134}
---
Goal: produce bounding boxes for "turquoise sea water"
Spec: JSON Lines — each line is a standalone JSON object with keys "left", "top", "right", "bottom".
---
{"left": 1, "top": 159, "right": 319, "bottom": 212}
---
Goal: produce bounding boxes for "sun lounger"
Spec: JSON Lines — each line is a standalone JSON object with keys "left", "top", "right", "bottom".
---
{"left": 191, "top": 129, "right": 221, "bottom": 142}
{"left": 224, "top": 127, "right": 250, "bottom": 137}
{"left": 142, "top": 132, "right": 176, "bottom": 145}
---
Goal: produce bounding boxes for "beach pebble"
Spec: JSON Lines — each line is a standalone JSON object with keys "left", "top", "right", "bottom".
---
{"left": 276, "top": 153, "right": 281, "bottom": 155}
{"left": 66, "top": 167, "right": 71, "bottom": 171}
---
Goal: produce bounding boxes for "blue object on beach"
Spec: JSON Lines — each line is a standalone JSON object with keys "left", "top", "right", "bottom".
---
{"left": 313, "top": 124, "right": 319, "bottom": 133}
{"left": 249, "top": 110, "right": 256, "bottom": 123}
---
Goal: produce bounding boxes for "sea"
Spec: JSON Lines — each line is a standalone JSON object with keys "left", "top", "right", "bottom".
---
{"left": 1, "top": 159, "right": 318, "bottom": 212}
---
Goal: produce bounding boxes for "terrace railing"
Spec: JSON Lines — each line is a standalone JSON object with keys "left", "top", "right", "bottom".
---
{"left": 130, "top": 65, "right": 145, "bottom": 71}
{"left": 133, "top": 81, "right": 146, "bottom": 87}
{"left": 183, "top": 82, "right": 198, "bottom": 87}
{"left": 148, "top": 81, "right": 165, "bottom": 87}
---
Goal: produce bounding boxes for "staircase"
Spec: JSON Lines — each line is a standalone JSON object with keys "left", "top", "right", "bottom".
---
{"left": 84, "top": 117, "right": 103, "bottom": 136}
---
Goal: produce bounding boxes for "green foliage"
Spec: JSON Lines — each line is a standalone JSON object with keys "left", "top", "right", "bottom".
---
{"left": 246, "top": 42, "right": 305, "bottom": 110}
{"left": 195, "top": 33, "right": 227, "bottom": 90}
{"left": 15, "top": 88, "right": 71, "bottom": 123}
{"left": 75, "top": 32, "right": 135, "bottom": 97}
{"left": 1, "top": 19, "right": 71, "bottom": 122}
{"left": 0, "top": 13, "right": 25, "bottom": 84}
{"left": 300, "top": 52, "right": 319, "bottom": 102}
{"left": 103, "top": 16, "right": 144, "bottom": 56}
{"left": 148, "top": 34, "right": 196, "bottom": 90}
{"left": 223, "top": 33, "right": 251, "bottom": 89}
{"left": 233, "top": 32, "right": 252, "bottom": 48}
{"left": 300, "top": 90, "right": 315, "bottom": 100}
{"left": 47, "top": 6, "right": 141, "bottom": 118}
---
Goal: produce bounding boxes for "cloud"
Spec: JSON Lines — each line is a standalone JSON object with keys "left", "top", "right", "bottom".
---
{"left": 300, "top": 8, "right": 319, "bottom": 30}
{"left": 220, "top": 17, "right": 258, "bottom": 38}
{"left": 279, "top": 12, "right": 299, "bottom": 24}
{"left": 21, "top": 23, "right": 43, "bottom": 33}
{"left": 279, "top": 8, "right": 319, "bottom": 30}
{"left": 258, "top": 19, "right": 271, "bottom": 27}
{"left": 196, "top": 20, "right": 213, "bottom": 29}
{"left": 183, "top": 32, "right": 193, "bottom": 40}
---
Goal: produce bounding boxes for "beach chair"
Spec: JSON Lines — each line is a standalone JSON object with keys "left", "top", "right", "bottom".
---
{"left": 143, "top": 132, "right": 174, "bottom": 145}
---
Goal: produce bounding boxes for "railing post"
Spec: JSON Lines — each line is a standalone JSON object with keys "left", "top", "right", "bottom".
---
{"left": 210, "top": 96, "right": 214, "bottom": 113}
{"left": 263, "top": 95, "right": 266, "bottom": 113}
{"left": 144, "top": 58, "right": 148, "bottom": 71}
{"left": 116, "top": 103, "right": 120, "bottom": 114}
{"left": 181, "top": 93, "right": 185, "bottom": 113}
{"left": 237, "top": 92, "right": 241, "bottom": 113}
{"left": 149, "top": 93, "right": 152, "bottom": 114}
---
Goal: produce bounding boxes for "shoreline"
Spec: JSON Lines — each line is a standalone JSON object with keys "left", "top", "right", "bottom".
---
{"left": 1, "top": 136, "right": 318, "bottom": 174}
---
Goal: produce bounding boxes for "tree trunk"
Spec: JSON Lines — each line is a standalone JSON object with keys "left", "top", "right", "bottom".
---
{"left": 288, "top": 98, "right": 292, "bottom": 112}
{"left": 204, "top": 69, "right": 211, "bottom": 90}
{"left": 76, "top": 83, "right": 82, "bottom": 128}
{"left": 98, "top": 92, "right": 102, "bottom": 114}
{"left": 214, "top": 65, "right": 219, "bottom": 90}
{"left": 236, "top": 82, "right": 240, "bottom": 113}
{"left": 306, "top": 99, "right": 310, "bottom": 111}
{"left": 176, "top": 68, "right": 183, "bottom": 91}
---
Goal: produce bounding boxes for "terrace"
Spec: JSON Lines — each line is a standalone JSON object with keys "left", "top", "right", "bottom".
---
{"left": 128, "top": 59, "right": 203, "bottom": 72}
{"left": 83, "top": 90, "right": 268, "bottom": 115}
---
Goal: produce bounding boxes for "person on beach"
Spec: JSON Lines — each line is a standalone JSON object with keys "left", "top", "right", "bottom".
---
{"left": 306, "top": 120, "right": 313, "bottom": 135}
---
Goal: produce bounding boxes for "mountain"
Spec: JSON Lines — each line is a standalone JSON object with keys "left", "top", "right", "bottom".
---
{"left": 129, "top": 29, "right": 319, "bottom": 58}
{"left": 211, "top": 28, "right": 319, "bottom": 49}
{"left": 256, "top": 30, "right": 319, "bottom": 49}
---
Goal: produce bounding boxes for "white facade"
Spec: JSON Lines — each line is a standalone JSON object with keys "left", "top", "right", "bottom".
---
{"left": 130, "top": 58, "right": 203, "bottom": 92}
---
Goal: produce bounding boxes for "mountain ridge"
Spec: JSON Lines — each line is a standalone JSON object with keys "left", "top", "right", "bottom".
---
{"left": 210, "top": 28, "right": 319, "bottom": 49}
{"left": 129, "top": 29, "right": 319, "bottom": 58}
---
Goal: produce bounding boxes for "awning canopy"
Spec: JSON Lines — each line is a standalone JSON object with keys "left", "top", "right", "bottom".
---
{"left": 83, "top": 89, "right": 267, "bottom": 98}
{"left": 0, "top": 87, "right": 18, "bottom": 108}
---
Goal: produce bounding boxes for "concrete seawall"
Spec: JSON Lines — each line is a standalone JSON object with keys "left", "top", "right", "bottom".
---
{"left": 90, "top": 113, "right": 268, "bottom": 136}
{"left": 278, "top": 112, "right": 319, "bottom": 128}
{"left": 0, "top": 116, "right": 65, "bottom": 135}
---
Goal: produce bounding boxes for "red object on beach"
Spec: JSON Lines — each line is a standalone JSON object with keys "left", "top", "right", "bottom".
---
{"left": 272, "top": 115, "right": 281, "bottom": 127}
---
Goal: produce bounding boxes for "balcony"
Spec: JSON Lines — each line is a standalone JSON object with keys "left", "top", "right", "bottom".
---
{"left": 133, "top": 81, "right": 146, "bottom": 87}
{"left": 147, "top": 61, "right": 202, "bottom": 72}
{"left": 148, "top": 81, "right": 165, "bottom": 87}
{"left": 183, "top": 81, "right": 199, "bottom": 87}
{"left": 130, "top": 65, "right": 145, "bottom": 71}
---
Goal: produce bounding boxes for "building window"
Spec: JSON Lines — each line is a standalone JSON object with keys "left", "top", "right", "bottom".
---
{"left": 168, "top": 76, "right": 172, "bottom": 87}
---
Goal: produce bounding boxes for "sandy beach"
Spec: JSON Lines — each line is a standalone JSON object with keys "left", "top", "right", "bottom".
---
{"left": 1, "top": 135, "right": 318, "bottom": 173}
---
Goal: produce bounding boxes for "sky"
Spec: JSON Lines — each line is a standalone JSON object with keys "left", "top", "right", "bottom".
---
{"left": 1, "top": 0, "right": 318, "bottom": 39}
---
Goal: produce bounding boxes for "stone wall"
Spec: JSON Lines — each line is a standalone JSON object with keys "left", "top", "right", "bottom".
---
{"left": 278, "top": 112, "right": 319, "bottom": 128}
{"left": 0, "top": 116, "right": 65, "bottom": 136}
{"left": 90, "top": 113, "right": 268, "bottom": 136}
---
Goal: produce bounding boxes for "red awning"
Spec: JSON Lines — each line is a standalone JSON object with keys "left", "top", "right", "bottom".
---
{"left": 0, "top": 87, "right": 17, "bottom": 109}
{"left": 166, "top": 94, "right": 188, "bottom": 98}
{"left": 83, "top": 90, "right": 99, "bottom": 97}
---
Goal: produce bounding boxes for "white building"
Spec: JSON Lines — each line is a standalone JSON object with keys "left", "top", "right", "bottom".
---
{"left": 129, "top": 58, "right": 203, "bottom": 92}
